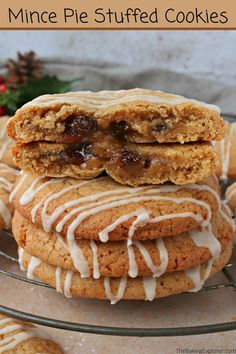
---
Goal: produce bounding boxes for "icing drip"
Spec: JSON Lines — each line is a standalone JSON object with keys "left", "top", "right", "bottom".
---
{"left": 186, "top": 260, "right": 213, "bottom": 292}
{"left": 103, "top": 276, "right": 127, "bottom": 304}
{"left": 142, "top": 277, "right": 156, "bottom": 301}
{"left": 27, "top": 256, "right": 41, "bottom": 280}
{"left": 55, "top": 266, "right": 62, "bottom": 293}
{"left": 64, "top": 270, "right": 73, "bottom": 298}
{"left": 186, "top": 218, "right": 222, "bottom": 292}
{"left": 31, "top": 192, "right": 52, "bottom": 223}
{"left": 90, "top": 240, "right": 100, "bottom": 279}
{"left": 190, "top": 224, "right": 221, "bottom": 260}
{"left": 67, "top": 238, "right": 89, "bottom": 278}
{"left": 18, "top": 248, "right": 25, "bottom": 271}
{"left": 56, "top": 234, "right": 90, "bottom": 278}
{"left": 9, "top": 173, "right": 28, "bottom": 203}
{"left": 98, "top": 208, "right": 149, "bottom": 243}
{"left": 133, "top": 238, "right": 169, "bottom": 278}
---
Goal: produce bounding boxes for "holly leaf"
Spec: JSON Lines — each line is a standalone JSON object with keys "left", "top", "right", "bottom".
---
{"left": 0, "top": 75, "right": 82, "bottom": 115}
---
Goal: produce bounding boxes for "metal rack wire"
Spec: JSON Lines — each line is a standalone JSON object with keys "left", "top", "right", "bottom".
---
{"left": 0, "top": 229, "right": 236, "bottom": 337}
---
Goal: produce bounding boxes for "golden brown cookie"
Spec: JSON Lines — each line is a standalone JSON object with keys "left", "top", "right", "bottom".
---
{"left": 215, "top": 122, "right": 236, "bottom": 180}
{"left": 0, "top": 116, "right": 15, "bottom": 168}
{"left": 0, "top": 163, "right": 20, "bottom": 230}
{"left": 0, "top": 314, "right": 63, "bottom": 353}
{"left": 18, "top": 240, "right": 232, "bottom": 303}
{"left": 11, "top": 174, "right": 221, "bottom": 241}
{"left": 7, "top": 89, "right": 224, "bottom": 144}
{"left": 13, "top": 209, "right": 233, "bottom": 278}
{"left": 12, "top": 141, "right": 217, "bottom": 186}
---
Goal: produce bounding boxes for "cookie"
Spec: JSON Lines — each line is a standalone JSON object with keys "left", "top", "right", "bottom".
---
{"left": 0, "top": 116, "right": 15, "bottom": 168}
{"left": 11, "top": 174, "right": 222, "bottom": 241}
{"left": 0, "top": 163, "right": 20, "bottom": 230}
{"left": 12, "top": 141, "right": 217, "bottom": 186}
{"left": 13, "top": 208, "right": 234, "bottom": 278}
{"left": 226, "top": 181, "right": 236, "bottom": 216}
{"left": 0, "top": 314, "right": 63, "bottom": 353}
{"left": 18, "top": 240, "right": 232, "bottom": 303}
{"left": 215, "top": 122, "right": 236, "bottom": 180}
{"left": 7, "top": 88, "right": 224, "bottom": 145}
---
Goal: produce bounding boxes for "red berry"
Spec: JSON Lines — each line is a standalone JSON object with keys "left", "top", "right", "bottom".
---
{"left": 0, "top": 76, "right": 4, "bottom": 84}
{"left": 0, "top": 106, "right": 6, "bottom": 116}
{"left": 0, "top": 84, "right": 7, "bottom": 92}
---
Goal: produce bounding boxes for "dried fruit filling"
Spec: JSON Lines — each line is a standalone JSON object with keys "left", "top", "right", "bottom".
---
{"left": 60, "top": 115, "right": 170, "bottom": 144}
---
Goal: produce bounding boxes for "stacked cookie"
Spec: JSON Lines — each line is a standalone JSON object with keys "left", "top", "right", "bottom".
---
{"left": 8, "top": 89, "right": 234, "bottom": 303}
{"left": 0, "top": 117, "right": 20, "bottom": 230}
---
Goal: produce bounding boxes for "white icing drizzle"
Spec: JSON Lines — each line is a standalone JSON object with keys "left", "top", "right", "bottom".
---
{"left": 90, "top": 240, "right": 100, "bottom": 279}
{"left": 190, "top": 224, "right": 221, "bottom": 260}
{"left": 186, "top": 260, "right": 213, "bottom": 292}
{"left": 40, "top": 180, "right": 93, "bottom": 232}
{"left": 55, "top": 266, "right": 62, "bottom": 293}
{"left": 31, "top": 192, "right": 52, "bottom": 223}
{"left": 186, "top": 215, "right": 224, "bottom": 292}
{"left": 0, "top": 331, "right": 34, "bottom": 353}
{"left": 18, "top": 247, "right": 25, "bottom": 271}
{"left": 56, "top": 234, "right": 90, "bottom": 278}
{"left": 0, "top": 198, "right": 12, "bottom": 228}
{"left": 220, "top": 122, "right": 236, "bottom": 180}
{"left": 64, "top": 195, "right": 211, "bottom": 243}
{"left": 99, "top": 208, "right": 149, "bottom": 243}
{"left": 64, "top": 270, "right": 73, "bottom": 298}
{"left": 0, "top": 317, "right": 36, "bottom": 354}
{"left": 19, "top": 177, "right": 59, "bottom": 205}
{"left": 142, "top": 277, "right": 156, "bottom": 301}
{"left": 0, "top": 318, "right": 13, "bottom": 326}
{"left": 0, "top": 324, "right": 23, "bottom": 334}
{"left": 134, "top": 238, "right": 169, "bottom": 278}
{"left": 0, "top": 118, "right": 9, "bottom": 139}
{"left": 103, "top": 276, "right": 127, "bottom": 305}
{"left": 0, "top": 163, "right": 20, "bottom": 176}
{"left": 27, "top": 256, "right": 41, "bottom": 280}
{"left": 0, "top": 176, "right": 13, "bottom": 191}
{"left": 219, "top": 201, "right": 236, "bottom": 233}
{"left": 0, "top": 141, "right": 11, "bottom": 160}
{"left": 16, "top": 175, "right": 230, "bottom": 285}
{"left": 67, "top": 238, "right": 89, "bottom": 278}
{"left": 9, "top": 173, "right": 28, "bottom": 203}
{"left": 225, "top": 184, "right": 236, "bottom": 203}
{"left": 24, "top": 88, "right": 221, "bottom": 113}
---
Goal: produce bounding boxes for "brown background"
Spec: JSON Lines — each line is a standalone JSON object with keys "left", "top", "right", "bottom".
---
{"left": 0, "top": 0, "right": 235, "bottom": 29}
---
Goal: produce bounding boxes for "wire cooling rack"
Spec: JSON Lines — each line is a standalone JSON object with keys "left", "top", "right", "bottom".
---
{"left": 0, "top": 228, "right": 236, "bottom": 337}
